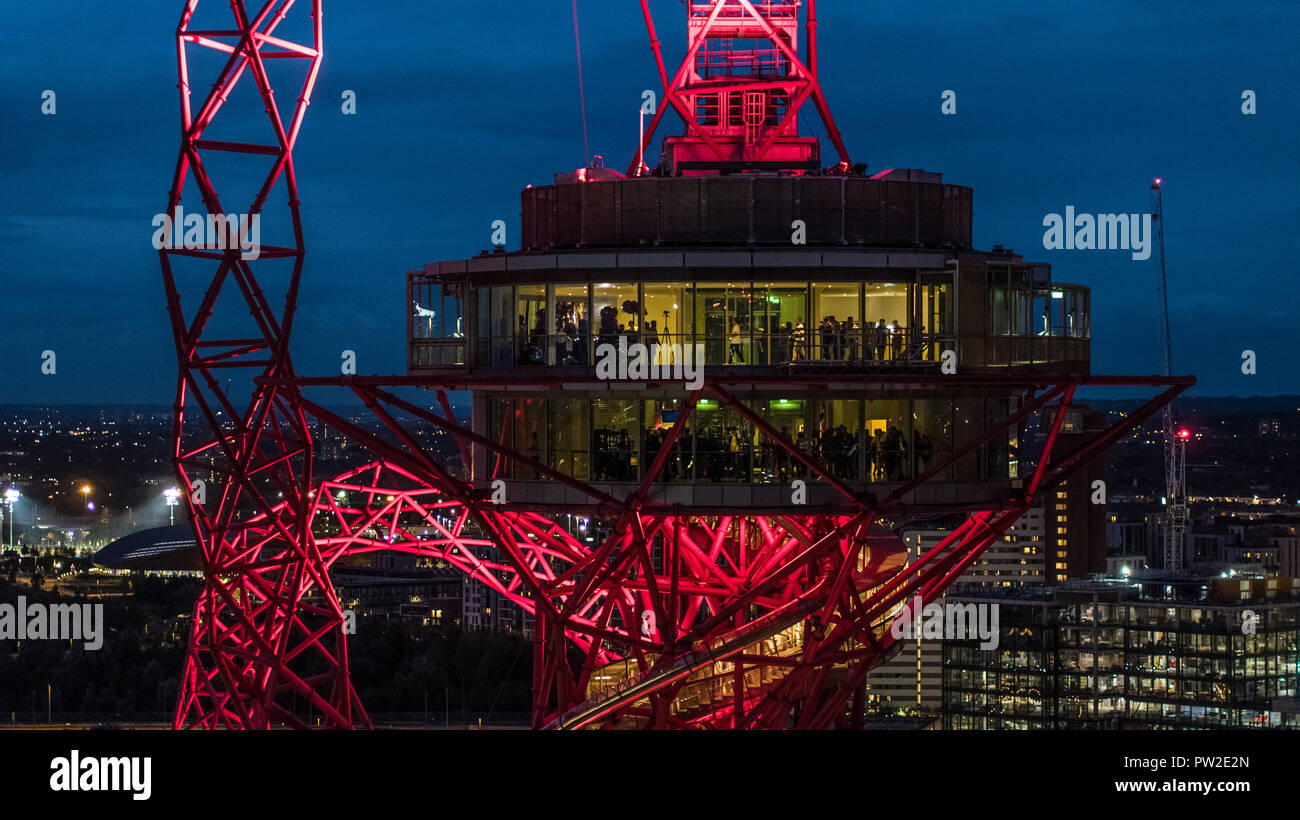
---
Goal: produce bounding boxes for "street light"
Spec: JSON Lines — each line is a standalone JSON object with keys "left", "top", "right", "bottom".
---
{"left": 3, "top": 488, "right": 18, "bottom": 549}
{"left": 163, "top": 487, "right": 181, "bottom": 526}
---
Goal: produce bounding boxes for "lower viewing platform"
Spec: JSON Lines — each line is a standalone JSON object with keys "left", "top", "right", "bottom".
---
{"left": 464, "top": 389, "right": 1027, "bottom": 512}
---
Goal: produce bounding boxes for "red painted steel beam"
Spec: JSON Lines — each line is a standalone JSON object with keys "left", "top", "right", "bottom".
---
{"left": 166, "top": 0, "right": 360, "bottom": 731}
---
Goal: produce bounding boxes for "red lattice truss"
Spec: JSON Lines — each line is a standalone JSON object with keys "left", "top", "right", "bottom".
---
{"left": 159, "top": 0, "right": 341, "bottom": 729}
{"left": 160, "top": 1, "right": 1191, "bottom": 730}
{"left": 630, "top": 0, "right": 851, "bottom": 174}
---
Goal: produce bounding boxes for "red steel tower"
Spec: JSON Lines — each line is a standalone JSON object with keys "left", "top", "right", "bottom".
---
{"left": 158, "top": 0, "right": 357, "bottom": 729}
{"left": 633, "top": 0, "right": 850, "bottom": 175}
{"left": 164, "top": 1, "right": 1191, "bottom": 729}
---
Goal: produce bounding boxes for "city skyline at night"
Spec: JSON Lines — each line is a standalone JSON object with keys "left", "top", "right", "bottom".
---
{"left": 1, "top": 0, "right": 1296, "bottom": 403}
{"left": 1, "top": 6, "right": 1298, "bottom": 801}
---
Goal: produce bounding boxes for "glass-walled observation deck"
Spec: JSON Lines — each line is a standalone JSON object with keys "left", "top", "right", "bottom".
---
{"left": 403, "top": 255, "right": 1088, "bottom": 493}
{"left": 408, "top": 267, "right": 1090, "bottom": 373}
{"left": 410, "top": 276, "right": 956, "bottom": 372}
{"left": 984, "top": 261, "right": 1091, "bottom": 369}
{"left": 480, "top": 393, "right": 1019, "bottom": 488}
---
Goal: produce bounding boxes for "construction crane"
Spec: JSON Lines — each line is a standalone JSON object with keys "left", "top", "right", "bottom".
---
{"left": 1151, "top": 178, "right": 1188, "bottom": 571}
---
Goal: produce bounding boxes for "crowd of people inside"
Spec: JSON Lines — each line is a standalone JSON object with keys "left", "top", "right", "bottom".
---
{"left": 773, "top": 316, "right": 918, "bottom": 364}
{"left": 514, "top": 301, "right": 927, "bottom": 367}
{"left": 628, "top": 422, "right": 939, "bottom": 483}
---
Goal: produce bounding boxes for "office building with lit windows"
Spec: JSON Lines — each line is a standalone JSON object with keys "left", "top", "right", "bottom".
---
{"left": 867, "top": 504, "right": 1051, "bottom": 714}
{"left": 1040, "top": 405, "right": 1108, "bottom": 583}
{"left": 942, "top": 577, "right": 1300, "bottom": 729}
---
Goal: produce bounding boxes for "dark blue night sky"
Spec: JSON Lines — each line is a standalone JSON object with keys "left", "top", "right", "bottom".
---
{"left": 2, "top": 0, "right": 1296, "bottom": 403}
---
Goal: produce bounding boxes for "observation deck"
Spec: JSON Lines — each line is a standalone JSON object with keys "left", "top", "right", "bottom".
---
{"left": 405, "top": 170, "right": 1091, "bottom": 514}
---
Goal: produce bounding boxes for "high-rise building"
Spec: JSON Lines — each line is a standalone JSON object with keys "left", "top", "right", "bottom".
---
{"left": 867, "top": 510, "right": 1050, "bottom": 713}
{"left": 943, "top": 577, "right": 1300, "bottom": 729}
{"left": 1041, "top": 405, "right": 1108, "bottom": 583}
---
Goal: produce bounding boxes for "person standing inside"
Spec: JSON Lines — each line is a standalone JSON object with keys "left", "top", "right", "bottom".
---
{"left": 843, "top": 317, "right": 857, "bottom": 361}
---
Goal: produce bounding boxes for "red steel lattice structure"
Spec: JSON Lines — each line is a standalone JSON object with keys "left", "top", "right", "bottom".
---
{"left": 273, "top": 374, "right": 1188, "bottom": 729}
{"left": 161, "top": 1, "right": 1192, "bottom": 729}
{"left": 632, "top": 0, "right": 851, "bottom": 175}
{"left": 158, "top": 0, "right": 353, "bottom": 729}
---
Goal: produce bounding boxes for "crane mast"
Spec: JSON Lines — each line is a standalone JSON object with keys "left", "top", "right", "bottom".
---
{"left": 1151, "top": 179, "right": 1188, "bottom": 571}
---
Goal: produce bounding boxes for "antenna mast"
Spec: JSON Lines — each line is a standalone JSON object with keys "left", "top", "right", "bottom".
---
{"left": 1152, "top": 178, "right": 1187, "bottom": 571}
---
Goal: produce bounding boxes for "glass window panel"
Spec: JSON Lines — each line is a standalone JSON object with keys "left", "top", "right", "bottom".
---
{"left": 493, "top": 398, "right": 546, "bottom": 480}
{"left": 985, "top": 398, "right": 1012, "bottom": 480}
{"left": 691, "top": 399, "right": 751, "bottom": 481}
{"left": 475, "top": 287, "right": 491, "bottom": 364}
{"left": 865, "top": 399, "right": 913, "bottom": 481}
{"left": 727, "top": 283, "right": 755, "bottom": 366}
{"left": 642, "top": 282, "right": 692, "bottom": 363}
{"left": 951, "top": 399, "right": 983, "bottom": 480}
{"left": 812, "top": 283, "right": 861, "bottom": 362}
{"left": 412, "top": 282, "right": 441, "bottom": 339}
{"left": 548, "top": 398, "right": 588, "bottom": 479}
{"left": 758, "top": 398, "right": 806, "bottom": 483}
{"left": 549, "top": 284, "right": 589, "bottom": 365}
{"left": 864, "top": 283, "right": 909, "bottom": 363}
{"left": 643, "top": 400, "right": 689, "bottom": 482}
{"left": 592, "top": 282, "right": 641, "bottom": 352}
{"left": 813, "top": 399, "right": 861, "bottom": 480}
{"left": 917, "top": 282, "right": 952, "bottom": 363}
{"left": 442, "top": 281, "right": 465, "bottom": 339}
{"left": 592, "top": 399, "right": 638, "bottom": 482}
{"left": 757, "top": 283, "right": 807, "bottom": 364}
{"left": 485, "top": 287, "right": 513, "bottom": 366}
{"left": 694, "top": 286, "right": 728, "bottom": 365}
{"left": 410, "top": 280, "right": 466, "bottom": 366}
{"left": 517, "top": 285, "right": 546, "bottom": 365}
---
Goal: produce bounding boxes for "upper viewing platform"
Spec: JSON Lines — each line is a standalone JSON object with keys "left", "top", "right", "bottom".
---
{"left": 406, "top": 240, "right": 1091, "bottom": 382}
{"left": 522, "top": 171, "right": 972, "bottom": 251}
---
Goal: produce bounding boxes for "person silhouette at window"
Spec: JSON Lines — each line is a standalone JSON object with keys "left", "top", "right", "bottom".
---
{"left": 729, "top": 321, "right": 745, "bottom": 364}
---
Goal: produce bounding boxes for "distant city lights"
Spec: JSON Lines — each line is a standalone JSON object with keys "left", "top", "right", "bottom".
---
{"left": 164, "top": 487, "right": 181, "bottom": 525}
{"left": 3, "top": 487, "right": 17, "bottom": 549}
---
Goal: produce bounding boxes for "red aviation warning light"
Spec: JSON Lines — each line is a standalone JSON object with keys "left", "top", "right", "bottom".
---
{"left": 631, "top": 0, "right": 851, "bottom": 176}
